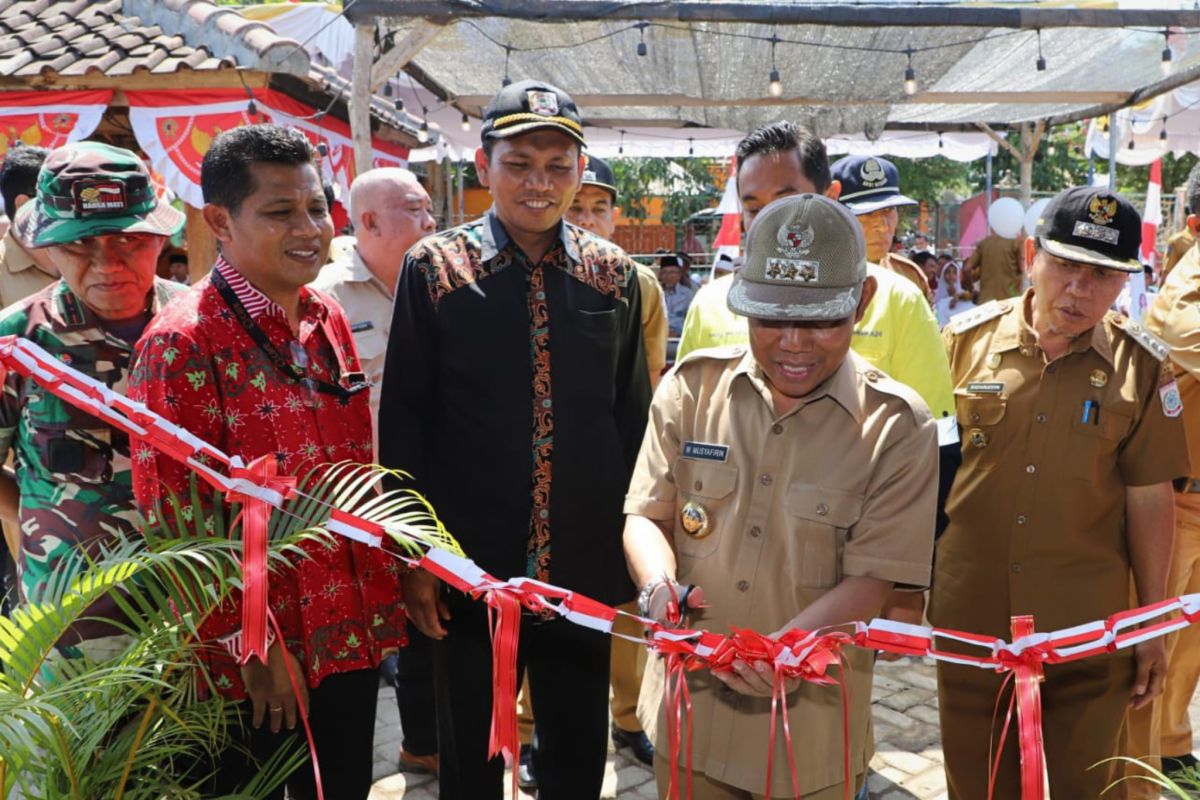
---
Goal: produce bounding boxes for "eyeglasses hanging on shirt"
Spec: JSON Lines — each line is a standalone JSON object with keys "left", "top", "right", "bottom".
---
{"left": 212, "top": 269, "right": 370, "bottom": 406}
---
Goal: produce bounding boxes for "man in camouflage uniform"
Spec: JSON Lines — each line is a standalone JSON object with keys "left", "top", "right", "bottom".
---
{"left": 0, "top": 141, "right": 183, "bottom": 642}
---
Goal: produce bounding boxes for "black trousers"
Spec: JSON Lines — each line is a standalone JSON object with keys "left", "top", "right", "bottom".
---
{"left": 210, "top": 667, "right": 380, "bottom": 800}
{"left": 380, "top": 621, "right": 438, "bottom": 756}
{"left": 434, "top": 592, "right": 611, "bottom": 800}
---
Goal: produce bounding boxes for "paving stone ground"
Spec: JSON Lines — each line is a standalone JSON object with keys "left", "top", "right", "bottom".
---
{"left": 368, "top": 657, "right": 1200, "bottom": 799}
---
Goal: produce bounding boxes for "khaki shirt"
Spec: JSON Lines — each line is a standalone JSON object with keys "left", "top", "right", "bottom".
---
{"left": 1145, "top": 242, "right": 1200, "bottom": 477}
{"left": 312, "top": 248, "right": 392, "bottom": 421}
{"left": 625, "top": 348, "right": 937, "bottom": 796}
{"left": 966, "top": 234, "right": 1021, "bottom": 304}
{"left": 1159, "top": 228, "right": 1195, "bottom": 285}
{"left": 931, "top": 292, "right": 1190, "bottom": 638}
{"left": 635, "top": 262, "right": 668, "bottom": 387}
{"left": 0, "top": 230, "right": 57, "bottom": 310}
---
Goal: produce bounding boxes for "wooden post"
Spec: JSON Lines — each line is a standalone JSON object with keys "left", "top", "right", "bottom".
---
{"left": 351, "top": 22, "right": 375, "bottom": 179}
{"left": 184, "top": 204, "right": 216, "bottom": 283}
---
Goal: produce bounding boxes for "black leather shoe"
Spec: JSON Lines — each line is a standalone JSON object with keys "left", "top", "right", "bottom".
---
{"left": 611, "top": 724, "right": 654, "bottom": 766}
{"left": 517, "top": 743, "right": 537, "bottom": 792}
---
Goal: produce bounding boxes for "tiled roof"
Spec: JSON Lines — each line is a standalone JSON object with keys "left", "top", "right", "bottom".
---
{"left": 0, "top": 0, "right": 309, "bottom": 79}
{"left": 0, "top": 0, "right": 428, "bottom": 145}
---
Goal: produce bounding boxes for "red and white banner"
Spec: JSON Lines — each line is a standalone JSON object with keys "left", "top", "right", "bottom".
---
{"left": 712, "top": 158, "right": 741, "bottom": 268}
{"left": 0, "top": 90, "right": 112, "bottom": 159}
{"left": 127, "top": 89, "right": 409, "bottom": 208}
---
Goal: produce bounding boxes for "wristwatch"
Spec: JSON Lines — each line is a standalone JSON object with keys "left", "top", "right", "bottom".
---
{"left": 637, "top": 578, "right": 670, "bottom": 618}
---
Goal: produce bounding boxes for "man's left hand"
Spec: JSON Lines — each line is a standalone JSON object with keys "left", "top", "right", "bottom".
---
{"left": 1129, "top": 638, "right": 1168, "bottom": 710}
{"left": 877, "top": 590, "right": 926, "bottom": 662}
{"left": 714, "top": 659, "right": 799, "bottom": 698}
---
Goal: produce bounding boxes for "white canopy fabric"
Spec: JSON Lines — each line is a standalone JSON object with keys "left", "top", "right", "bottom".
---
{"left": 239, "top": 2, "right": 1200, "bottom": 163}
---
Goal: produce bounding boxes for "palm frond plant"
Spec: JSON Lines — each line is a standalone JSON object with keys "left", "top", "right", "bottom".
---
{"left": 0, "top": 462, "right": 451, "bottom": 800}
{"left": 1106, "top": 755, "right": 1200, "bottom": 798}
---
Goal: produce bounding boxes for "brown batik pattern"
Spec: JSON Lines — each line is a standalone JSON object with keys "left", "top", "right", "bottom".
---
{"left": 526, "top": 262, "right": 554, "bottom": 581}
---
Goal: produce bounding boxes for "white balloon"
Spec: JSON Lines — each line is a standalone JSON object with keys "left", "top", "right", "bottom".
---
{"left": 1023, "top": 198, "right": 1051, "bottom": 237}
{"left": 988, "top": 197, "right": 1025, "bottom": 239}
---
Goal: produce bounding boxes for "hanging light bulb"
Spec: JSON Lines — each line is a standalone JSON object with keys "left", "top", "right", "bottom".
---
{"left": 1047, "top": 144, "right": 1056, "bottom": 156}
{"left": 938, "top": 134, "right": 944, "bottom": 149}
{"left": 903, "top": 49, "right": 917, "bottom": 96}
{"left": 418, "top": 121, "right": 430, "bottom": 144}
{"left": 383, "top": 83, "right": 392, "bottom": 97}
{"left": 768, "top": 68, "right": 783, "bottom": 98}
{"left": 247, "top": 99, "right": 257, "bottom": 116}
{"left": 767, "top": 35, "right": 783, "bottom": 97}
{"left": 1128, "top": 138, "right": 1136, "bottom": 151}
{"left": 1035, "top": 29, "right": 1046, "bottom": 72}
{"left": 1162, "top": 29, "right": 1174, "bottom": 76}
{"left": 688, "top": 137, "right": 694, "bottom": 156}
{"left": 618, "top": 130, "right": 625, "bottom": 155}
{"left": 502, "top": 45, "right": 514, "bottom": 87}
{"left": 461, "top": 113, "right": 471, "bottom": 132}
{"left": 1161, "top": 116, "right": 1169, "bottom": 142}
{"left": 637, "top": 23, "right": 648, "bottom": 57}
{"left": 317, "top": 142, "right": 328, "bottom": 157}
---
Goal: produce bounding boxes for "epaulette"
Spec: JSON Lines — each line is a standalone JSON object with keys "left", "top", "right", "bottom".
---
{"left": 677, "top": 344, "right": 746, "bottom": 365}
{"left": 1111, "top": 314, "right": 1169, "bottom": 361}
{"left": 947, "top": 300, "right": 1009, "bottom": 335}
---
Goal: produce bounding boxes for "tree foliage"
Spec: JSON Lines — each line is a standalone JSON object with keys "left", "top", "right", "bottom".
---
{"left": 608, "top": 157, "right": 724, "bottom": 226}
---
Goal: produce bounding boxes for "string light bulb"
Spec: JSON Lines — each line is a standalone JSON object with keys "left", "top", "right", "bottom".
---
{"left": 1128, "top": 138, "right": 1135, "bottom": 151}
{"left": 418, "top": 120, "right": 430, "bottom": 144}
{"left": 383, "top": 83, "right": 392, "bottom": 97}
{"left": 394, "top": 97, "right": 404, "bottom": 112}
{"left": 618, "top": 130, "right": 625, "bottom": 155}
{"left": 247, "top": 99, "right": 257, "bottom": 116}
{"left": 461, "top": 113, "right": 471, "bottom": 132}
{"left": 938, "top": 134, "right": 944, "bottom": 149}
{"left": 768, "top": 36, "right": 783, "bottom": 97}
{"left": 1047, "top": 143, "right": 1056, "bottom": 156}
{"left": 637, "top": 23, "right": 648, "bottom": 57}
{"left": 1035, "top": 29, "right": 1046, "bottom": 72}
{"left": 688, "top": 137, "right": 694, "bottom": 156}
{"left": 1162, "top": 29, "right": 1173, "bottom": 76}
{"left": 1160, "top": 116, "right": 1169, "bottom": 142}
{"left": 502, "top": 45, "right": 513, "bottom": 87}
{"left": 903, "top": 48, "right": 917, "bottom": 96}
{"left": 317, "top": 142, "right": 328, "bottom": 157}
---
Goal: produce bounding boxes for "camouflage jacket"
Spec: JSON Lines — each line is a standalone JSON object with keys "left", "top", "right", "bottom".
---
{"left": 0, "top": 278, "right": 183, "bottom": 636}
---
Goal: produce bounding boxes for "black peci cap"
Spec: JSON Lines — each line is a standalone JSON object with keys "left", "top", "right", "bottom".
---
{"left": 480, "top": 79, "right": 585, "bottom": 147}
{"left": 581, "top": 153, "right": 617, "bottom": 200}
{"left": 1036, "top": 186, "right": 1142, "bottom": 273}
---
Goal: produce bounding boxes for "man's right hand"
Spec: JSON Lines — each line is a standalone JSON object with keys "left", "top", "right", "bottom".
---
{"left": 241, "top": 641, "right": 308, "bottom": 734}
{"left": 403, "top": 569, "right": 450, "bottom": 639}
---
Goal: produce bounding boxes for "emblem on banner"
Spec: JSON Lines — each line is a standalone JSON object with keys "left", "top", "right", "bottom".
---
{"left": 680, "top": 501, "right": 712, "bottom": 539}
{"left": 860, "top": 158, "right": 887, "bottom": 188}
{"left": 527, "top": 90, "right": 559, "bottom": 117}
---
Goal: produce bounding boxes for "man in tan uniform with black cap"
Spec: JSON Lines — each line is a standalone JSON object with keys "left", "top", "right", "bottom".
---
{"left": 932, "top": 186, "right": 1189, "bottom": 799}
{"left": 624, "top": 193, "right": 938, "bottom": 799}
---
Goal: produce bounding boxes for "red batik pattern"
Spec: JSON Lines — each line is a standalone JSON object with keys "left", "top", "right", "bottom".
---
{"left": 526, "top": 263, "right": 553, "bottom": 581}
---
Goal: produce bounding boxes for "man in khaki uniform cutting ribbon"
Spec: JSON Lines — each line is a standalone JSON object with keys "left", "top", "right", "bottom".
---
{"left": 624, "top": 193, "right": 937, "bottom": 799}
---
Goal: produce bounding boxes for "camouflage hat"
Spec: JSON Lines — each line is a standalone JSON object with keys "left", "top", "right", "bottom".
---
{"left": 727, "top": 193, "right": 867, "bottom": 321}
{"left": 14, "top": 141, "right": 184, "bottom": 248}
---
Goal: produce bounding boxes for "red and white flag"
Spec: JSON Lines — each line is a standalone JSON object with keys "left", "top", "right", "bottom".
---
{"left": 712, "top": 158, "right": 741, "bottom": 267}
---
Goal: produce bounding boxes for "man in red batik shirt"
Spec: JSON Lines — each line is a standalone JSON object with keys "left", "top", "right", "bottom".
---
{"left": 129, "top": 124, "right": 404, "bottom": 800}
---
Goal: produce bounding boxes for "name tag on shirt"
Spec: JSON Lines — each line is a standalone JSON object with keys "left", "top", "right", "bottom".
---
{"left": 967, "top": 381, "right": 1004, "bottom": 394}
{"left": 350, "top": 320, "right": 375, "bottom": 333}
{"left": 682, "top": 441, "right": 729, "bottom": 462}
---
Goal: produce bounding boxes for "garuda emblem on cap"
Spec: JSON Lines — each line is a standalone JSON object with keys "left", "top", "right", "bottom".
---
{"left": 1088, "top": 195, "right": 1118, "bottom": 226}
{"left": 526, "top": 90, "right": 559, "bottom": 117}
{"left": 776, "top": 222, "right": 815, "bottom": 258}
{"left": 860, "top": 158, "right": 887, "bottom": 188}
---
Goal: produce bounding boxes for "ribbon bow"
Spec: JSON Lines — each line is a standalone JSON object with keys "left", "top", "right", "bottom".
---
{"left": 226, "top": 454, "right": 297, "bottom": 665}
{"left": 988, "top": 616, "right": 1049, "bottom": 800}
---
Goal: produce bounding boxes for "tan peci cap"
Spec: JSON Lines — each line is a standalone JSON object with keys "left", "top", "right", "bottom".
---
{"left": 727, "top": 193, "right": 867, "bottom": 321}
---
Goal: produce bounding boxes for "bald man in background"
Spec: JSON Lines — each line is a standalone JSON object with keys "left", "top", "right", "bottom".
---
{"left": 314, "top": 166, "right": 440, "bottom": 775}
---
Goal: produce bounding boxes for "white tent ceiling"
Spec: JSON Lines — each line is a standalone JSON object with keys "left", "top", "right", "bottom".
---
{"left": 242, "top": 2, "right": 1200, "bottom": 163}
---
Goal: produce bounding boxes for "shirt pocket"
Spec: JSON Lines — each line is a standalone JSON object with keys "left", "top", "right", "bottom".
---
{"left": 1067, "top": 405, "right": 1131, "bottom": 484}
{"left": 955, "top": 392, "right": 1007, "bottom": 473}
{"left": 33, "top": 424, "right": 113, "bottom": 485}
{"left": 671, "top": 459, "right": 738, "bottom": 559}
{"left": 352, "top": 326, "right": 387, "bottom": 366}
{"left": 787, "top": 484, "right": 863, "bottom": 588}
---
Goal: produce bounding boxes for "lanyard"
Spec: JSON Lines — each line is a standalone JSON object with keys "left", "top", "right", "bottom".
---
{"left": 211, "top": 269, "right": 369, "bottom": 402}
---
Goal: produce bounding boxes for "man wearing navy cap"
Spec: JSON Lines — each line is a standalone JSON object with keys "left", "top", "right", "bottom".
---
{"left": 380, "top": 80, "right": 650, "bottom": 799}
{"left": 831, "top": 155, "right": 933, "bottom": 304}
{"left": 933, "top": 186, "right": 1188, "bottom": 798}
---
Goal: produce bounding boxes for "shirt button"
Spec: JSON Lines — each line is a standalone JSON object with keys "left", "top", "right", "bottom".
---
{"left": 1036, "top": 413, "right": 1047, "bottom": 423}
{"left": 816, "top": 503, "right": 829, "bottom": 516}
{"left": 1025, "top": 464, "right": 1036, "bottom": 474}
{"left": 1011, "top": 562, "right": 1022, "bottom": 573}
{"left": 771, "top": 423, "right": 783, "bottom": 435}
{"left": 694, "top": 480, "right": 703, "bottom": 491}
{"left": 736, "top": 580, "right": 750, "bottom": 592}
{"left": 1016, "top": 514, "right": 1027, "bottom": 525}
{"left": 759, "top": 474, "right": 773, "bottom": 486}
{"left": 1046, "top": 365, "right": 1057, "bottom": 374}
{"left": 749, "top": 526, "right": 762, "bottom": 538}
{"left": 538, "top": 509, "right": 549, "bottom": 519}
{"left": 970, "top": 413, "right": 981, "bottom": 423}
